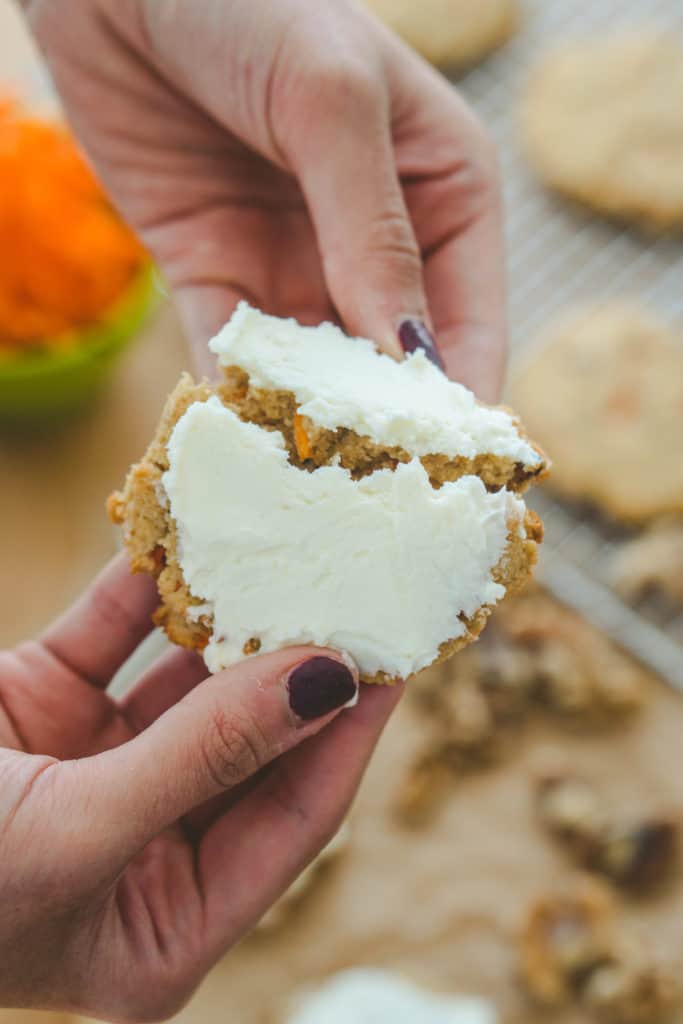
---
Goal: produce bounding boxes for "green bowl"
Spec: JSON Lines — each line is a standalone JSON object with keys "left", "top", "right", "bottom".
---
{"left": 0, "top": 264, "right": 161, "bottom": 427}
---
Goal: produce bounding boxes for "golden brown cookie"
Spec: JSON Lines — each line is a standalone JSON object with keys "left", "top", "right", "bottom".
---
{"left": 363, "top": 0, "right": 518, "bottom": 68}
{"left": 110, "top": 372, "right": 544, "bottom": 685}
{"left": 111, "top": 305, "right": 547, "bottom": 684}
{"left": 510, "top": 305, "right": 683, "bottom": 523}
{"left": 521, "top": 32, "right": 683, "bottom": 231}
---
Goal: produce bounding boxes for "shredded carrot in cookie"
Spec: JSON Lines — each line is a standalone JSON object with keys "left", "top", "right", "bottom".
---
{"left": 293, "top": 412, "right": 313, "bottom": 460}
{"left": 0, "top": 99, "right": 146, "bottom": 351}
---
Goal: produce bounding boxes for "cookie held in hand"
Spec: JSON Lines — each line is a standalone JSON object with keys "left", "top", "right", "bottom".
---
{"left": 110, "top": 305, "right": 547, "bottom": 683}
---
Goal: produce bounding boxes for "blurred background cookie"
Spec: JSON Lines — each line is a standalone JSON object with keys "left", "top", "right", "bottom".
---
{"left": 510, "top": 305, "right": 683, "bottom": 523}
{"left": 363, "top": 0, "right": 518, "bottom": 68}
{"left": 611, "top": 521, "right": 683, "bottom": 606}
{"left": 520, "top": 31, "right": 683, "bottom": 232}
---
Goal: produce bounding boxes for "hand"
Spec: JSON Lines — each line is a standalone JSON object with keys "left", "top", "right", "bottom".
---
{"left": 0, "top": 556, "right": 400, "bottom": 1020}
{"left": 26, "top": 0, "right": 506, "bottom": 400}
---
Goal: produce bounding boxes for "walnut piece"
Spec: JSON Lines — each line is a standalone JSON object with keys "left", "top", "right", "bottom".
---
{"left": 535, "top": 775, "right": 679, "bottom": 891}
{"left": 536, "top": 775, "right": 608, "bottom": 848}
{"left": 584, "top": 962, "right": 681, "bottom": 1023}
{"left": 520, "top": 880, "right": 682, "bottom": 1021}
{"left": 520, "top": 878, "right": 618, "bottom": 1006}
{"left": 393, "top": 749, "right": 456, "bottom": 828}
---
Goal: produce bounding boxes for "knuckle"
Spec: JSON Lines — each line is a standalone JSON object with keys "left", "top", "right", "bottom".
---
{"left": 310, "top": 55, "right": 380, "bottom": 113}
{"left": 200, "top": 705, "right": 270, "bottom": 791}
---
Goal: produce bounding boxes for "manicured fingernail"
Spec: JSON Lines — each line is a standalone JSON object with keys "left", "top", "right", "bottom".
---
{"left": 287, "top": 656, "right": 358, "bottom": 721}
{"left": 397, "top": 318, "right": 445, "bottom": 371}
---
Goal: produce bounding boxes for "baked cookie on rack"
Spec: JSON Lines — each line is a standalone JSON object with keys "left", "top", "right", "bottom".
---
{"left": 110, "top": 303, "right": 547, "bottom": 685}
{"left": 510, "top": 305, "right": 683, "bottom": 523}
{"left": 363, "top": 0, "right": 518, "bottom": 69}
{"left": 521, "top": 31, "right": 683, "bottom": 232}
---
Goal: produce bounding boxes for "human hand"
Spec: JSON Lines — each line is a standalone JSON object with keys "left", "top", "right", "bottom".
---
{"left": 0, "top": 556, "right": 399, "bottom": 1020}
{"left": 26, "top": 0, "right": 506, "bottom": 400}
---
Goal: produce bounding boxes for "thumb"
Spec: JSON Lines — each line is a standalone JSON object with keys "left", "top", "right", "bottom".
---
{"left": 72, "top": 648, "right": 358, "bottom": 862}
{"left": 283, "top": 67, "right": 442, "bottom": 369}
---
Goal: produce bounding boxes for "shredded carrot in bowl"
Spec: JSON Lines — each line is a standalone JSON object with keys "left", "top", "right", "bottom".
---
{"left": 0, "top": 99, "right": 147, "bottom": 353}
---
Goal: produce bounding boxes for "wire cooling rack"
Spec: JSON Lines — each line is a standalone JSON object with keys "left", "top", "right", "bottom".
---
{"left": 455, "top": 0, "right": 683, "bottom": 690}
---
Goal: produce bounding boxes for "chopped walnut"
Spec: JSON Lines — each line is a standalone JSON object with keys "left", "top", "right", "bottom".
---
{"left": 475, "top": 636, "right": 537, "bottom": 720}
{"left": 594, "top": 820, "right": 678, "bottom": 891}
{"left": 583, "top": 962, "right": 681, "bottom": 1023}
{"left": 522, "top": 879, "right": 682, "bottom": 1020}
{"left": 536, "top": 775, "right": 607, "bottom": 850}
{"left": 501, "top": 589, "right": 648, "bottom": 722}
{"left": 535, "top": 643, "right": 593, "bottom": 715}
{"left": 520, "top": 878, "right": 618, "bottom": 1006}
{"left": 402, "top": 588, "right": 650, "bottom": 829}
{"left": 535, "top": 776, "right": 679, "bottom": 891}
{"left": 393, "top": 748, "right": 456, "bottom": 828}
{"left": 439, "top": 677, "right": 496, "bottom": 757}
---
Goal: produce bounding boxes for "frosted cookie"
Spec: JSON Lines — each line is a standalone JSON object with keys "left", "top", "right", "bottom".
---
{"left": 286, "top": 968, "right": 496, "bottom": 1024}
{"left": 521, "top": 32, "right": 683, "bottom": 231}
{"left": 510, "top": 305, "right": 683, "bottom": 523}
{"left": 611, "top": 521, "right": 683, "bottom": 605}
{"left": 110, "top": 304, "right": 547, "bottom": 684}
{"left": 363, "top": 0, "right": 517, "bottom": 69}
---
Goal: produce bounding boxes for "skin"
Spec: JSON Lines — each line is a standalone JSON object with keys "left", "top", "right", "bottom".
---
{"left": 4, "top": 1, "right": 507, "bottom": 1019}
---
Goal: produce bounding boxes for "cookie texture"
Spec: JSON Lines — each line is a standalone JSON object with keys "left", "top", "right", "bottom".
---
{"left": 510, "top": 305, "right": 683, "bottom": 523}
{"left": 363, "top": 0, "right": 517, "bottom": 68}
{"left": 110, "top": 370, "right": 545, "bottom": 685}
{"left": 521, "top": 32, "right": 683, "bottom": 231}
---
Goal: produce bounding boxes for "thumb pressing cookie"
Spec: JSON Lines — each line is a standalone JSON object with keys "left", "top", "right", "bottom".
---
{"left": 110, "top": 305, "right": 548, "bottom": 683}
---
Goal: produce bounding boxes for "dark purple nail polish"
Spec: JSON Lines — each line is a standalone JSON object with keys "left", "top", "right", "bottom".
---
{"left": 288, "top": 657, "right": 358, "bottom": 720}
{"left": 398, "top": 318, "right": 445, "bottom": 371}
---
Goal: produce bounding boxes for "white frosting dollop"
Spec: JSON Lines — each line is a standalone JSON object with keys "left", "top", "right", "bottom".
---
{"left": 209, "top": 303, "right": 540, "bottom": 466}
{"left": 162, "top": 397, "right": 526, "bottom": 678}
{"left": 286, "top": 968, "right": 498, "bottom": 1024}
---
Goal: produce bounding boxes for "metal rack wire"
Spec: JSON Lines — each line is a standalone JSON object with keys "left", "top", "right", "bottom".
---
{"left": 456, "top": 0, "right": 683, "bottom": 689}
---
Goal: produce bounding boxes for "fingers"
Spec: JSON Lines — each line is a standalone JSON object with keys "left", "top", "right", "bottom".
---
{"left": 119, "top": 645, "right": 208, "bottom": 734}
{"left": 397, "top": 64, "right": 508, "bottom": 402}
{"left": 41, "top": 553, "right": 158, "bottom": 689}
{"left": 74, "top": 647, "right": 358, "bottom": 861}
{"left": 425, "top": 199, "right": 507, "bottom": 404}
{"left": 197, "top": 681, "right": 403, "bottom": 953}
{"left": 280, "top": 63, "right": 427, "bottom": 359}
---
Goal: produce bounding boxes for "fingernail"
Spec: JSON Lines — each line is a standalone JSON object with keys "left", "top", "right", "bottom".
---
{"left": 287, "top": 656, "right": 358, "bottom": 721}
{"left": 397, "top": 318, "right": 445, "bottom": 371}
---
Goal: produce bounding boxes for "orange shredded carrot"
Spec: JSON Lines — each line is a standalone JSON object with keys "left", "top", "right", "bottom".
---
{"left": 293, "top": 413, "right": 313, "bottom": 460}
{"left": 0, "top": 99, "right": 147, "bottom": 351}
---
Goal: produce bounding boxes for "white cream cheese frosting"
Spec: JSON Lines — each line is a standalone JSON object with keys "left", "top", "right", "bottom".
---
{"left": 209, "top": 303, "right": 541, "bottom": 466}
{"left": 162, "top": 397, "right": 526, "bottom": 679}
{"left": 286, "top": 968, "right": 497, "bottom": 1024}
